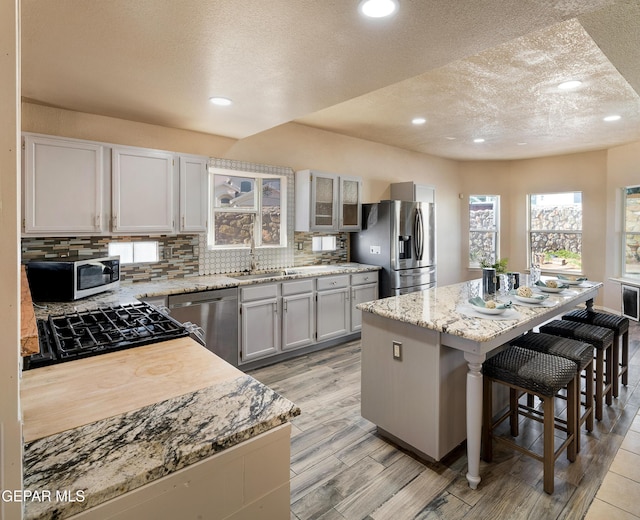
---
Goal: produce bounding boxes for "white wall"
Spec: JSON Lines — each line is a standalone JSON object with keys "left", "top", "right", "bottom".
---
{"left": 1, "top": 1, "right": 23, "bottom": 518}
{"left": 460, "top": 149, "right": 610, "bottom": 306}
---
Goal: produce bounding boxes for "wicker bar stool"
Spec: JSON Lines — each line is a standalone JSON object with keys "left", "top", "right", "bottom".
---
{"left": 511, "top": 332, "right": 594, "bottom": 453}
{"left": 539, "top": 320, "right": 614, "bottom": 421}
{"left": 482, "top": 346, "right": 577, "bottom": 494}
{"left": 562, "top": 309, "right": 629, "bottom": 398}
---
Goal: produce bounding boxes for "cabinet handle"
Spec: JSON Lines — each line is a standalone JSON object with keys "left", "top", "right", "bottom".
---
{"left": 95, "top": 214, "right": 101, "bottom": 228}
{"left": 182, "top": 216, "right": 185, "bottom": 228}
{"left": 112, "top": 215, "right": 117, "bottom": 229}
{"left": 273, "top": 302, "right": 278, "bottom": 314}
{"left": 284, "top": 301, "right": 288, "bottom": 312}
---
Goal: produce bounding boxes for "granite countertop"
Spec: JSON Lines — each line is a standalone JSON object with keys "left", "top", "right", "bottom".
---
{"left": 32, "top": 263, "right": 380, "bottom": 319}
{"left": 357, "top": 279, "right": 603, "bottom": 343}
{"left": 22, "top": 341, "right": 300, "bottom": 520}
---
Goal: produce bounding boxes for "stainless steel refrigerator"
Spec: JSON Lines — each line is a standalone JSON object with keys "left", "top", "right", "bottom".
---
{"left": 351, "top": 200, "right": 436, "bottom": 297}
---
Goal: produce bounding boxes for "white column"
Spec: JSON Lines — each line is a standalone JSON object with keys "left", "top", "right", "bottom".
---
{"left": 464, "top": 352, "right": 485, "bottom": 489}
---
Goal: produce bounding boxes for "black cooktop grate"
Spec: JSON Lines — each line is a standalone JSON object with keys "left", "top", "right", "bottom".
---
{"left": 25, "top": 302, "right": 189, "bottom": 369}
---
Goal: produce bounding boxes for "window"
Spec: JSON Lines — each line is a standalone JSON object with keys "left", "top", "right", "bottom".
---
{"left": 209, "top": 168, "right": 286, "bottom": 248}
{"left": 108, "top": 241, "right": 159, "bottom": 264}
{"left": 528, "top": 192, "right": 582, "bottom": 272}
{"left": 623, "top": 186, "right": 640, "bottom": 278}
{"left": 469, "top": 195, "right": 499, "bottom": 268}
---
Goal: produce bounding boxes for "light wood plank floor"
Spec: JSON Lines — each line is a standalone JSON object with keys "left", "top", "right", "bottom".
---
{"left": 249, "top": 320, "right": 640, "bottom": 520}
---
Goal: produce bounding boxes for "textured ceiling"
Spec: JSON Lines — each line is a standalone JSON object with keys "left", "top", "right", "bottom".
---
{"left": 21, "top": 0, "right": 640, "bottom": 161}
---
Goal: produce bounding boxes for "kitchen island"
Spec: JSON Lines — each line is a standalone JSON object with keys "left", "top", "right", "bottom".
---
{"left": 21, "top": 338, "right": 300, "bottom": 520}
{"left": 357, "top": 279, "right": 602, "bottom": 490}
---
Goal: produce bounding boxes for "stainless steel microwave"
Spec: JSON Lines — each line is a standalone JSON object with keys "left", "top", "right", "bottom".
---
{"left": 26, "top": 256, "right": 120, "bottom": 301}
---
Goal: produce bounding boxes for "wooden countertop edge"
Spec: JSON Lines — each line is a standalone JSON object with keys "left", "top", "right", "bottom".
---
{"left": 20, "top": 266, "right": 39, "bottom": 357}
{"left": 21, "top": 338, "right": 245, "bottom": 443}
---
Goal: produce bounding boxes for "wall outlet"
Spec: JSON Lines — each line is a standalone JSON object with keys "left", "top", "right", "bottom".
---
{"left": 370, "top": 245, "right": 381, "bottom": 255}
{"left": 392, "top": 341, "right": 402, "bottom": 361}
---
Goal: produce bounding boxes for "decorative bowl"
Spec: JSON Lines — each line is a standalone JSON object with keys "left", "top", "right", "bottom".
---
{"left": 468, "top": 296, "right": 511, "bottom": 315}
{"left": 554, "top": 276, "right": 587, "bottom": 286}
{"left": 535, "top": 281, "right": 569, "bottom": 293}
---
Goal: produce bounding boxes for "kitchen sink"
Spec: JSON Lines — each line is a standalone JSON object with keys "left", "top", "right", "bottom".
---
{"left": 233, "top": 270, "right": 287, "bottom": 280}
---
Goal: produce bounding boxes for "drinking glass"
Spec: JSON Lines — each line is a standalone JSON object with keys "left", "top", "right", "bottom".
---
{"left": 530, "top": 265, "right": 541, "bottom": 284}
{"left": 466, "top": 281, "right": 480, "bottom": 301}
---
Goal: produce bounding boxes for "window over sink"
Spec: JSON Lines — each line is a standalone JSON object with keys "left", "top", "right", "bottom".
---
{"left": 209, "top": 168, "right": 287, "bottom": 249}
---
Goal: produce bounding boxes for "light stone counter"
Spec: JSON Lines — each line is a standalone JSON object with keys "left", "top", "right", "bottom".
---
{"left": 357, "top": 279, "right": 603, "bottom": 347}
{"left": 32, "top": 263, "right": 380, "bottom": 319}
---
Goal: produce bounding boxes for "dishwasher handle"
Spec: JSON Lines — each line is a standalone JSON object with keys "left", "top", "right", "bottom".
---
{"left": 169, "top": 296, "right": 232, "bottom": 309}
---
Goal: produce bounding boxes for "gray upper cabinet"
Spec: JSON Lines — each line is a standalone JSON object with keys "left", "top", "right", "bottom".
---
{"left": 23, "top": 134, "right": 105, "bottom": 235}
{"left": 295, "top": 169, "right": 362, "bottom": 232}
{"left": 112, "top": 147, "right": 175, "bottom": 233}
{"left": 179, "top": 155, "right": 208, "bottom": 233}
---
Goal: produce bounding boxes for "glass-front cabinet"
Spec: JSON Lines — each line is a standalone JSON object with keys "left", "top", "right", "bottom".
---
{"left": 339, "top": 176, "right": 361, "bottom": 231}
{"left": 295, "top": 169, "right": 362, "bottom": 232}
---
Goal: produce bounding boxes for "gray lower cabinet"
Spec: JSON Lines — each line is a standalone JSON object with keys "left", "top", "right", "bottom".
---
{"left": 282, "top": 279, "right": 315, "bottom": 351}
{"left": 316, "top": 275, "right": 350, "bottom": 342}
{"left": 350, "top": 282, "right": 378, "bottom": 332}
{"left": 239, "top": 272, "right": 378, "bottom": 366}
{"left": 240, "top": 284, "right": 280, "bottom": 363}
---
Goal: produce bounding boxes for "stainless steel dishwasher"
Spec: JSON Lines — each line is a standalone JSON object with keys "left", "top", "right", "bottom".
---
{"left": 167, "top": 287, "right": 239, "bottom": 366}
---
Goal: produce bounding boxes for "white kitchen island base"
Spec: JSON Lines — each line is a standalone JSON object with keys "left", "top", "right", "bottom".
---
{"left": 358, "top": 279, "right": 602, "bottom": 489}
{"left": 361, "top": 313, "right": 468, "bottom": 461}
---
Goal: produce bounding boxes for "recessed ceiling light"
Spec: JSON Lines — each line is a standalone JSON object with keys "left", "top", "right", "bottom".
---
{"left": 359, "top": 0, "right": 398, "bottom": 18}
{"left": 209, "top": 97, "right": 232, "bottom": 106}
{"left": 473, "top": 138, "right": 485, "bottom": 143}
{"left": 445, "top": 136, "right": 456, "bottom": 140}
{"left": 603, "top": 114, "right": 621, "bottom": 122}
{"left": 517, "top": 142, "right": 527, "bottom": 145}
{"left": 411, "top": 117, "right": 426, "bottom": 125}
{"left": 558, "top": 80, "right": 582, "bottom": 90}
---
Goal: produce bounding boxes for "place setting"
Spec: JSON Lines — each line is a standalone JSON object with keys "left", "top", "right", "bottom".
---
{"left": 457, "top": 281, "right": 522, "bottom": 320}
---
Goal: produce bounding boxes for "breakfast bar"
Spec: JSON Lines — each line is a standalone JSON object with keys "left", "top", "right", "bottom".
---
{"left": 357, "top": 279, "right": 602, "bottom": 490}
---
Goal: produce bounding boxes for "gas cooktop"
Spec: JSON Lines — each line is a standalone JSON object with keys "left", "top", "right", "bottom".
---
{"left": 24, "top": 302, "right": 189, "bottom": 370}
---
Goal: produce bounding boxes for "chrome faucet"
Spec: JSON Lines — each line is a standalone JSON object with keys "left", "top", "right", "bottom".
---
{"left": 249, "top": 234, "right": 257, "bottom": 272}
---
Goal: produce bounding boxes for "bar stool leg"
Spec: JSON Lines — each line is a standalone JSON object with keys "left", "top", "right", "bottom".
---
{"left": 595, "top": 348, "right": 604, "bottom": 421}
{"left": 622, "top": 331, "right": 629, "bottom": 387}
{"left": 585, "top": 360, "right": 594, "bottom": 432}
{"left": 606, "top": 343, "right": 613, "bottom": 406}
{"left": 543, "top": 396, "right": 555, "bottom": 494}
{"left": 612, "top": 331, "right": 620, "bottom": 398}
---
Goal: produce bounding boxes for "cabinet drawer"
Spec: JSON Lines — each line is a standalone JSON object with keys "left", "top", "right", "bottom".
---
{"left": 317, "top": 275, "right": 349, "bottom": 291}
{"left": 282, "top": 279, "right": 314, "bottom": 296}
{"left": 241, "top": 283, "right": 279, "bottom": 302}
{"left": 351, "top": 272, "right": 377, "bottom": 286}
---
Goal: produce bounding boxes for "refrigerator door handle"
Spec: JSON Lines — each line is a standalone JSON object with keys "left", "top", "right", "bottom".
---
{"left": 414, "top": 207, "right": 424, "bottom": 261}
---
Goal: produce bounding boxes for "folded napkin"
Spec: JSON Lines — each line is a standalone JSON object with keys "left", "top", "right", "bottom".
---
{"left": 468, "top": 296, "right": 512, "bottom": 309}
{"left": 509, "top": 289, "right": 547, "bottom": 300}
{"left": 535, "top": 280, "right": 569, "bottom": 289}
{"left": 556, "top": 274, "right": 587, "bottom": 282}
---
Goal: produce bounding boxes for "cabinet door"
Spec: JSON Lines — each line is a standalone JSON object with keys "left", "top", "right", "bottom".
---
{"left": 112, "top": 147, "right": 174, "bottom": 233}
{"left": 316, "top": 288, "right": 349, "bottom": 342}
{"left": 311, "top": 172, "right": 338, "bottom": 231}
{"left": 339, "top": 176, "right": 362, "bottom": 231}
{"left": 282, "top": 292, "right": 315, "bottom": 351}
{"left": 23, "top": 135, "right": 104, "bottom": 234}
{"left": 350, "top": 282, "right": 378, "bottom": 332}
{"left": 240, "top": 298, "right": 279, "bottom": 362}
{"left": 179, "top": 155, "right": 208, "bottom": 232}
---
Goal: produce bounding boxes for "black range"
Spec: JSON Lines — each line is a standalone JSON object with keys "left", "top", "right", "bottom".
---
{"left": 25, "top": 302, "right": 189, "bottom": 370}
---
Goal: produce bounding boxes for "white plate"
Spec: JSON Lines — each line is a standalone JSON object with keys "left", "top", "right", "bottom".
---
{"left": 514, "top": 294, "right": 548, "bottom": 304}
{"left": 554, "top": 277, "right": 586, "bottom": 286}
{"left": 536, "top": 285, "right": 567, "bottom": 293}
{"left": 471, "top": 304, "right": 507, "bottom": 315}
